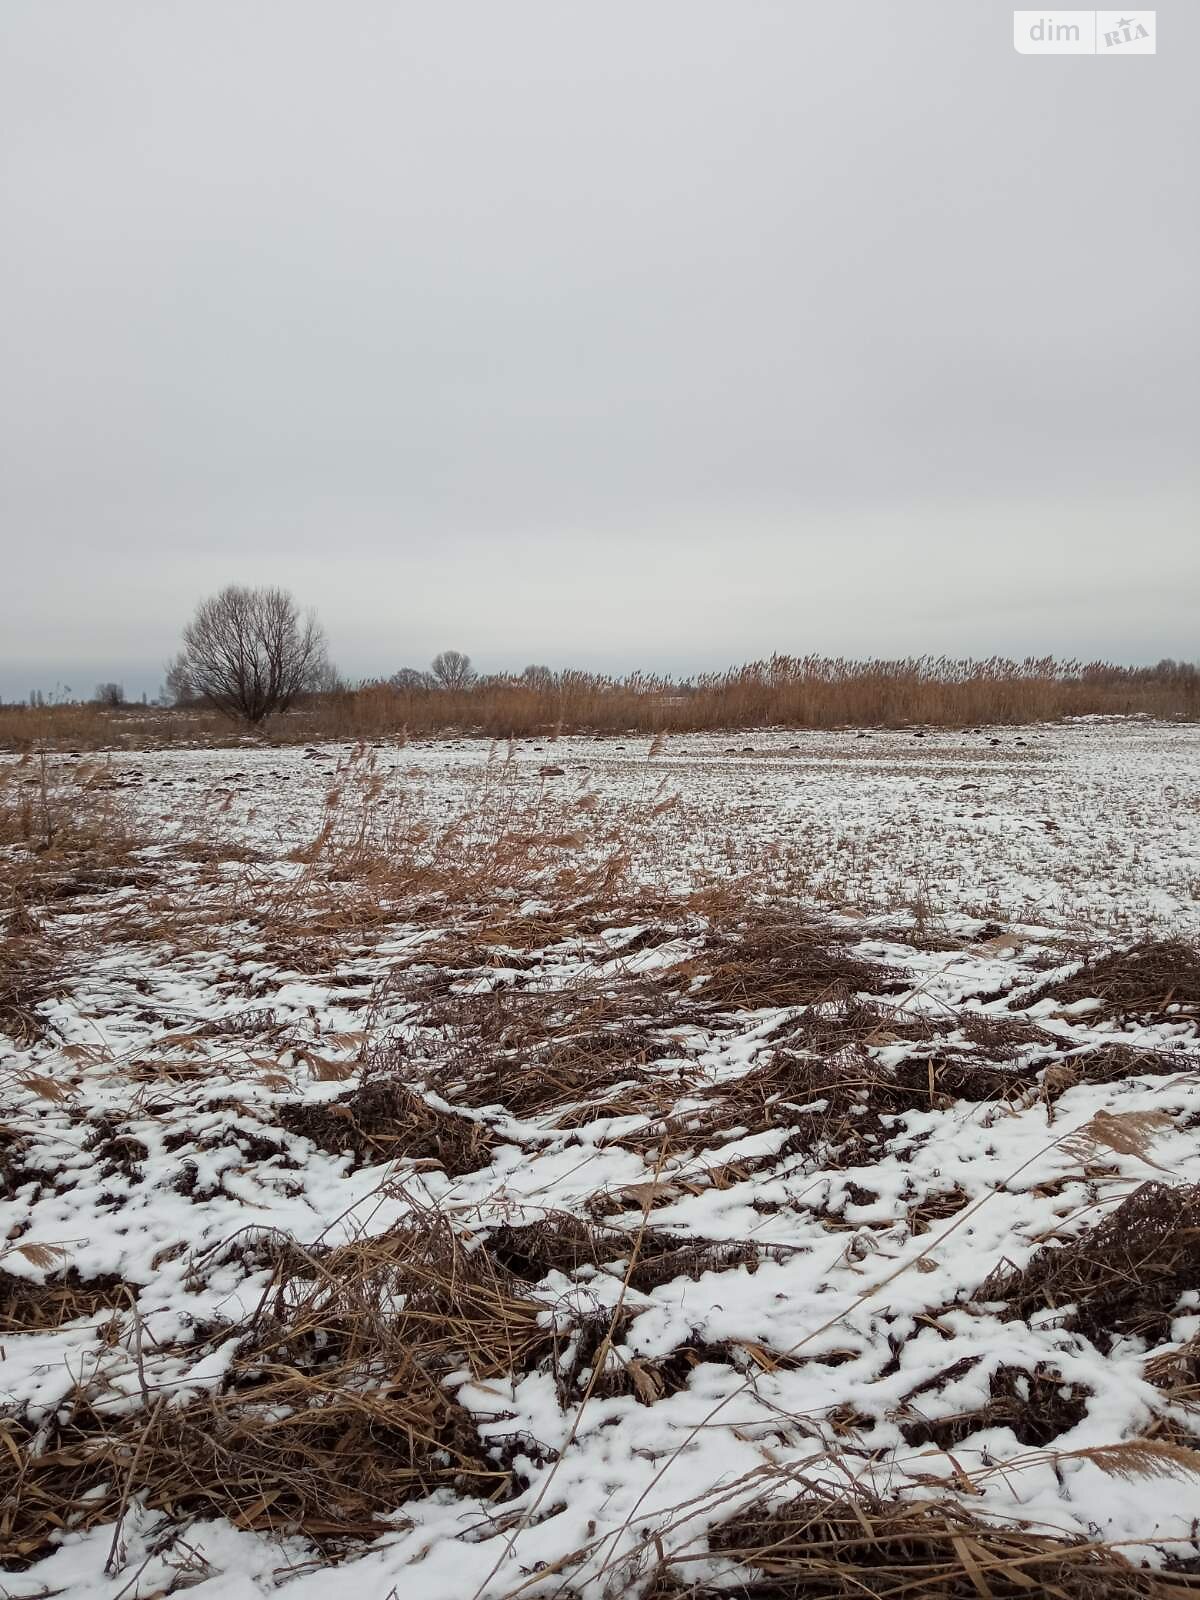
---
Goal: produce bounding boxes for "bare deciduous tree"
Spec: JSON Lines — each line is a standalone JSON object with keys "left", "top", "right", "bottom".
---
{"left": 93, "top": 682, "right": 124, "bottom": 707}
{"left": 389, "top": 667, "right": 435, "bottom": 691}
{"left": 430, "top": 650, "right": 474, "bottom": 691}
{"left": 311, "top": 660, "right": 345, "bottom": 695}
{"left": 173, "top": 585, "right": 329, "bottom": 723}
{"left": 521, "top": 664, "right": 555, "bottom": 690}
{"left": 164, "top": 654, "right": 196, "bottom": 707}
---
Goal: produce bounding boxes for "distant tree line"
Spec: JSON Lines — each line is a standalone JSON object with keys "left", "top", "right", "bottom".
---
{"left": 388, "top": 650, "right": 476, "bottom": 693}
{"left": 9, "top": 582, "right": 1200, "bottom": 732}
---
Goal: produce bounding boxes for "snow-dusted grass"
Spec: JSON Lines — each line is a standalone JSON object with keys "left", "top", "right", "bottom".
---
{"left": 26, "top": 717, "right": 1197, "bottom": 932}
{"left": 3, "top": 725, "right": 1200, "bottom": 1599}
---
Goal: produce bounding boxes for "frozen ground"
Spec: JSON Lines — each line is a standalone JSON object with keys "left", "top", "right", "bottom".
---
{"left": 3, "top": 721, "right": 1200, "bottom": 1598}
{"left": 73, "top": 717, "right": 1200, "bottom": 931}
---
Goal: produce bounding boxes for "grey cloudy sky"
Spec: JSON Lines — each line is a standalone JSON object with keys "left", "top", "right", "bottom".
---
{"left": 1, "top": 2, "right": 1196, "bottom": 698}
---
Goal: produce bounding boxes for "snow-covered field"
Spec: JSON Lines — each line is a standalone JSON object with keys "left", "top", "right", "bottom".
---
{"left": 3, "top": 721, "right": 1200, "bottom": 1599}
{"left": 64, "top": 716, "right": 1200, "bottom": 931}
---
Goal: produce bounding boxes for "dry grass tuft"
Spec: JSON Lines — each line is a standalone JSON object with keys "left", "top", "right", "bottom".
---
{"left": 1020, "top": 939, "right": 1200, "bottom": 1022}
{"left": 978, "top": 1181, "right": 1200, "bottom": 1349}
{"left": 0, "top": 936, "right": 65, "bottom": 1046}
{"left": 648, "top": 1480, "right": 1200, "bottom": 1597}
{"left": 673, "top": 915, "right": 899, "bottom": 1012}
{"left": 0, "top": 1218, "right": 549, "bottom": 1564}
{"left": 0, "top": 1268, "right": 127, "bottom": 1333}
{"left": 425, "top": 983, "right": 695, "bottom": 1119}
{"left": 485, "top": 1212, "right": 774, "bottom": 1298}
{"left": 896, "top": 1357, "right": 1090, "bottom": 1450}
{"left": 278, "top": 1073, "right": 497, "bottom": 1176}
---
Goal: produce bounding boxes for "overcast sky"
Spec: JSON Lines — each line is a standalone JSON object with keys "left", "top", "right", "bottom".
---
{"left": 1, "top": 2, "right": 1195, "bottom": 698}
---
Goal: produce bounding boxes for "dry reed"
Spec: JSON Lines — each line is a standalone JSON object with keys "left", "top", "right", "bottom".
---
{"left": 5, "top": 655, "right": 1199, "bottom": 748}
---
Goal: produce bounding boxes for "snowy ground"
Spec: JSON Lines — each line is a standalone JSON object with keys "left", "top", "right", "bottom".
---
{"left": 3, "top": 721, "right": 1200, "bottom": 1598}
{"left": 55, "top": 716, "right": 1200, "bottom": 931}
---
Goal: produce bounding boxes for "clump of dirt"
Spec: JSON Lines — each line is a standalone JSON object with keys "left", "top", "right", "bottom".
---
{"left": 888, "top": 1054, "right": 1039, "bottom": 1106}
{"left": 23, "top": 865, "right": 151, "bottom": 908}
{"left": 0, "top": 1126, "right": 34, "bottom": 1200}
{"left": 977, "top": 1182, "right": 1200, "bottom": 1349}
{"left": 767, "top": 995, "right": 936, "bottom": 1051}
{"left": 4, "top": 900, "right": 42, "bottom": 940}
{"left": 1145, "top": 1332, "right": 1200, "bottom": 1408}
{"left": 486, "top": 1213, "right": 651, "bottom": 1282}
{"left": 904, "top": 1183, "right": 972, "bottom": 1234}
{"left": 486, "top": 1212, "right": 773, "bottom": 1296}
{"left": 277, "top": 1074, "right": 496, "bottom": 1176}
{"left": 627, "top": 1237, "right": 770, "bottom": 1294}
{"left": 897, "top": 1358, "right": 1090, "bottom": 1449}
{"left": 588, "top": 1333, "right": 737, "bottom": 1405}
{"left": 548, "top": 1301, "right": 744, "bottom": 1407}
{"left": 878, "top": 1033, "right": 1190, "bottom": 1111}
{"left": 951, "top": 1011, "right": 1062, "bottom": 1057}
{"left": 0, "top": 1268, "right": 127, "bottom": 1333}
{"left": 766, "top": 1000, "right": 1066, "bottom": 1109}
{"left": 657, "top": 1026, "right": 1099, "bottom": 1180}
{"left": 81, "top": 1115, "right": 150, "bottom": 1181}
{"left": 161, "top": 1121, "right": 298, "bottom": 1167}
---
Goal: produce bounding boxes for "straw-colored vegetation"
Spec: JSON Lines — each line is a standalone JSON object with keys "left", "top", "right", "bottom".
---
{"left": 3, "top": 750, "right": 1200, "bottom": 1597}
{"left": 4, "top": 655, "right": 1199, "bottom": 749}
